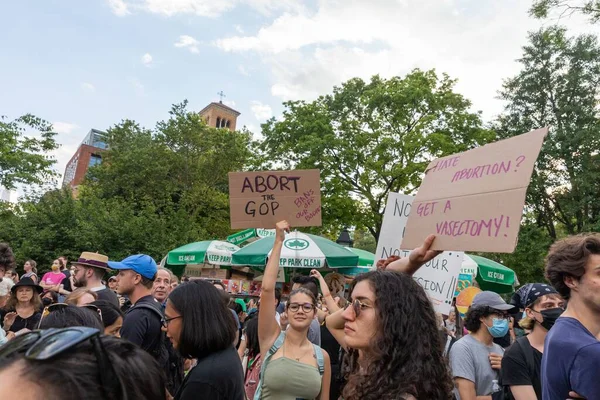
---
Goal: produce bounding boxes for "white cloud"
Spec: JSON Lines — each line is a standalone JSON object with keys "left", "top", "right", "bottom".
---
{"left": 141, "top": 53, "right": 153, "bottom": 66}
{"left": 107, "top": 0, "right": 130, "bottom": 16}
{"left": 215, "top": 0, "right": 600, "bottom": 120}
{"left": 52, "top": 122, "right": 79, "bottom": 134}
{"left": 238, "top": 65, "right": 250, "bottom": 76}
{"left": 250, "top": 101, "right": 273, "bottom": 120}
{"left": 234, "top": 24, "right": 244, "bottom": 34}
{"left": 223, "top": 100, "right": 236, "bottom": 107}
{"left": 81, "top": 82, "right": 96, "bottom": 92}
{"left": 174, "top": 35, "right": 200, "bottom": 54}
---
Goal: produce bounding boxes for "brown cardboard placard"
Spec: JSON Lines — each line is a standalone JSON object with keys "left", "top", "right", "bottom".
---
{"left": 229, "top": 169, "right": 322, "bottom": 229}
{"left": 401, "top": 127, "right": 548, "bottom": 253}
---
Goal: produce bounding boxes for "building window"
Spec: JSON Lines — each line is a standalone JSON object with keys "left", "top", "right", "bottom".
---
{"left": 88, "top": 155, "right": 102, "bottom": 168}
{"left": 216, "top": 117, "right": 221, "bottom": 128}
{"left": 226, "top": 120, "right": 230, "bottom": 128}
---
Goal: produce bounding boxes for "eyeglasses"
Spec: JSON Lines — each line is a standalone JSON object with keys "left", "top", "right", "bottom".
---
{"left": 287, "top": 303, "right": 315, "bottom": 313}
{"left": 345, "top": 299, "right": 373, "bottom": 318}
{"left": 0, "top": 327, "right": 127, "bottom": 400}
{"left": 38, "top": 303, "right": 103, "bottom": 329}
{"left": 161, "top": 315, "right": 182, "bottom": 328}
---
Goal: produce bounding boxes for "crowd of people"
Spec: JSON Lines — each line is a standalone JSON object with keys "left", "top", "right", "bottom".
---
{"left": 0, "top": 224, "right": 598, "bottom": 400}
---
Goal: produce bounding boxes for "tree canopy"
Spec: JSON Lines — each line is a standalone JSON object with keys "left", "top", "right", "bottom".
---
{"left": 258, "top": 70, "right": 494, "bottom": 240}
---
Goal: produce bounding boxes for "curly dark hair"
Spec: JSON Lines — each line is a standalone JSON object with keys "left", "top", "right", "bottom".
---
{"left": 0, "top": 243, "right": 16, "bottom": 271}
{"left": 341, "top": 270, "right": 453, "bottom": 400}
{"left": 545, "top": 234, "right": 600, "bottom": 299}
{"left": 463, "top": 306, "right": 496, "bottom": 332}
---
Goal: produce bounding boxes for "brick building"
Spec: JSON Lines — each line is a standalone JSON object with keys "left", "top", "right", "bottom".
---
{"left": 62, "top": 129, "right": 106, "bottom": 190}
{"left": 199, "top": 101, "right": 241, "bottom": 131}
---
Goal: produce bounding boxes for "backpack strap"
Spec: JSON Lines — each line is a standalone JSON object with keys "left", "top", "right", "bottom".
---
{"left": 129, "top": 302, "right": 164, "bottom": 320}
{"left": 254, "top": 331, "right": 286, "bottom": 400}
{"left": 312, "top": 343, "right": 325, "bottom": 376}
{"left": 516, "top": 336, "right": 536, "bottom": 377}
{"left": 443, "top": 335, "right": 453, "bottom": 357}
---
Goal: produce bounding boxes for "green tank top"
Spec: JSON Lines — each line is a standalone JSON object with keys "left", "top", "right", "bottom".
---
{"left": 261, "top": 357, "right": 322, "bottom": 400}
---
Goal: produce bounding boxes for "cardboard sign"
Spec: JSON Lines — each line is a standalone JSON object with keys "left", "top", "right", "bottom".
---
{"left": 401, "top": 128, "right": 548, "bottom": 253}
{"left": 229, "top": 169, "right": 322, "bottom": 229}
{"left": 375, "top": 192, "right": 463, "bottom": 314}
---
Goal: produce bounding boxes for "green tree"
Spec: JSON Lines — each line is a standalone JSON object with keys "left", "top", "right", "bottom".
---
{"left": 496, "top": 26, "right": 600, "bottom": 238}
{"left": 0, "top": 114, "right": 59, "bottom": 190}
{"left": 258, "top": 71, "right": 494, "bottom": 239}
{"left": 531, "top": 0, "right": 600, "bottom": 22}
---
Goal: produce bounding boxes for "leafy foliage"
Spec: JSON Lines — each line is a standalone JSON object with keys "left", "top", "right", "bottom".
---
{"left": 0, "top": 114, "right": 59, "bottom": 190}
{"left": 531, "top": 0, "right": 600, "bottom": 22}
{"left": 496, "top": 26, "right": 600, "bottom": 239}
{"left": 1, "top": 102, "right": 252, "bottom": 271}
{"left": 258, "top": 71, "right": 494, "bottom": 240}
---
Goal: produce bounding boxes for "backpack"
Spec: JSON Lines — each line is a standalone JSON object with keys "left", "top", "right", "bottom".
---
{"left": 245, "top": 353, "right": 262, "bottom": 400}
{"left": 491, "top": 337, "right": 536, "bottom": 400}
{"left": 253, "top": 331, "right": 325, "bottom": 400}
{"left": 132, "top": 303, "right": 184, "bottom": 396}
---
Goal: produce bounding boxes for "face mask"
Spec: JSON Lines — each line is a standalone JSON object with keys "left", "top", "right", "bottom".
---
{"left": 51, "top": 265, "right": 59, "bottom": 271}
{"left": 42, "top": 297, "right": 52, "bottom": 307}
{"left": 486, "top": 318, "right": 509, "bottom": 338}
{"left": 536, "top": 307, "right": 564, "bottom": 331}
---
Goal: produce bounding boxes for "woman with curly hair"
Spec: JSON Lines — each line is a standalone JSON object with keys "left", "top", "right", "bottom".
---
{"left": 326, "top": 235, "right": 454, "bottom": 400}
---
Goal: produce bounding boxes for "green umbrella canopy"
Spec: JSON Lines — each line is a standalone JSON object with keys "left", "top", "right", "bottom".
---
{"left": 468, "top": 254, "right": 516, "bottom": 294}
{"left": 337, "top": 248, "right": 375, "bottom": 275}
{"left": 167, "top": 241, "right": 240, "bottom": 266}
{"left": 227, "top": 228, "right": 275, "bottom": 246}
{"left": 231, "top": 231, "right": 358, "bottom": 269}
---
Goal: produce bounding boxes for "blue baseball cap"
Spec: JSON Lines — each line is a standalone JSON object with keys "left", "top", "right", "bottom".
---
{"left": 108, "top": 254, "right": 157, "bottom": 280}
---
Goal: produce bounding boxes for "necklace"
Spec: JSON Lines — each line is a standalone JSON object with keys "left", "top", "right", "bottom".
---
{"left": 283, "top": 337, "right": 307, "bottom": 362}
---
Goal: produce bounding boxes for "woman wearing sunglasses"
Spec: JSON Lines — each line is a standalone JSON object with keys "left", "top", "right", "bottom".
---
{"left": 255, "top": 221, "right": 331, "bottom": 400}
{"left": 162, "top": 279, "right": 245, "bottom": 400}
{"left": 326, "top": 235, "right": 453, "bottom": 400}
{"left": 0, "top": 327, "right": 167, "bottom": 400}
{"left": 1, "top": 277, "right": 42, "bottom": 338}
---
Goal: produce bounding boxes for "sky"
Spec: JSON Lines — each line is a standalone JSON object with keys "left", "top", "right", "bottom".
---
{"left": 1, "top": 0, "right": 599, "bottom": 201}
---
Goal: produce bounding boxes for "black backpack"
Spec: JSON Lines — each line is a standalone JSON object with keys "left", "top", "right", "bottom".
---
{"left": 132, "top": 303, "right": 184, "bottom": 396}
{"left": 491, "top": 337, "right": 536, "bottom": 400}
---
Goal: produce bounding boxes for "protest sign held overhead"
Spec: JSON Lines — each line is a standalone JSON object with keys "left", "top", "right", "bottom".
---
{"left": 401, "top": 127, "right": 548, "bottom": 253}
{"left": 229, "top": 169, "right": 322, "bottom": 229}
{"left": 375, "top": 192, "right": 463, "bottom": 315}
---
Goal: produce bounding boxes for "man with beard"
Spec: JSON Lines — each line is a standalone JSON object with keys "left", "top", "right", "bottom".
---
{"left": 152, "top": 267, "right": 172, "bottom": 311}
{"left": 71, "top": 252, "right": 119, "bottom": 308}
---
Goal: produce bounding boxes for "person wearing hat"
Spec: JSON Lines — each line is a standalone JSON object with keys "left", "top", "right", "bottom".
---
{"left": 500, "top": 284, "right": 564, "bottom": 400}
{"left": 71, "top": 252, "right": 119, "bottom": 308}
{"left": 109, "top": 255, "right": 162, "bottom": 354}
{"left": 108, "top": 275, "right": 118, "bottom": 291}
{"left": 449, "top": 291, "right": 516, "bottom": 400}
{"left": 0, "top": 276, "right": 43, "bottom": 338}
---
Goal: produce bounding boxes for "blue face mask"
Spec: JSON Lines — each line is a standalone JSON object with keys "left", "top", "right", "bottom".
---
{"left": 486, "top": 318, "right": 509, "bottom": 338}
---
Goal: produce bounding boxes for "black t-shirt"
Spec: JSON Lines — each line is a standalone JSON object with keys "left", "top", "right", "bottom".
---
{"left": 94, "top": 287, "right": 119, "bottom": 308}
{"left": 0, "top": 309, "right": 42, "bottom": 332}
{"left": 121, "top": 295, "right": 163, "bottom": 356}
{"left": 175, "top": 346, "right": 244, "bottom": 400}
{"left": 501, "top": 338, "right": 543, "bottom": 399}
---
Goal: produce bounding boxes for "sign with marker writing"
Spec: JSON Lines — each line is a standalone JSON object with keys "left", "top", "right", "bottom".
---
{"left": 228, "top": 169, "right": 322, "bottom": 229}
{"left": 401, "top": 128, "right": 548, "bottom": 253}
{"left": 375, "top": 192, "right": 463, "bottom": 315}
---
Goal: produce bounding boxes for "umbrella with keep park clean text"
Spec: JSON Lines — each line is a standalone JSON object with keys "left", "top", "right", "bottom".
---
{"left": 231, "top": 231, "right": 358, "bottom": 269}
{"left": 167, "top": 241, "right": 240, "bottom": 267}
{"left": 337, "top": 247, "right": 375, "bottom": 275}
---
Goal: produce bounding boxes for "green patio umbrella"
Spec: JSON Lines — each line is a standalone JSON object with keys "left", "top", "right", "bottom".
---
{"left": 467, "top": 254, "right": 516, "bottom": 294}
{"left": 166, "top": 240, "right": 240, "bottom": 276}
{"left": 231, "top": 231, "right": 358, "bottom": 269}
{"left": 226, "top": 228, "right": 275, "bottom": 246}
{"left": 337, "top": 248, "right": 375, "bottom": 275}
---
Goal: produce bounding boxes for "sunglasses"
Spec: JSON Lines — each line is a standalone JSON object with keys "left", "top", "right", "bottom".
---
{"left": 287, "top": 303, "right": 315, "bottom": 313}
{"left": 0, "top": 327, "right": 127, "bottom": 400}
{"left": 38, "top": 303, "right": 103, "bottom": 329}
{"left": 345, "top": 299, "right": 373, "bottom": 318}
